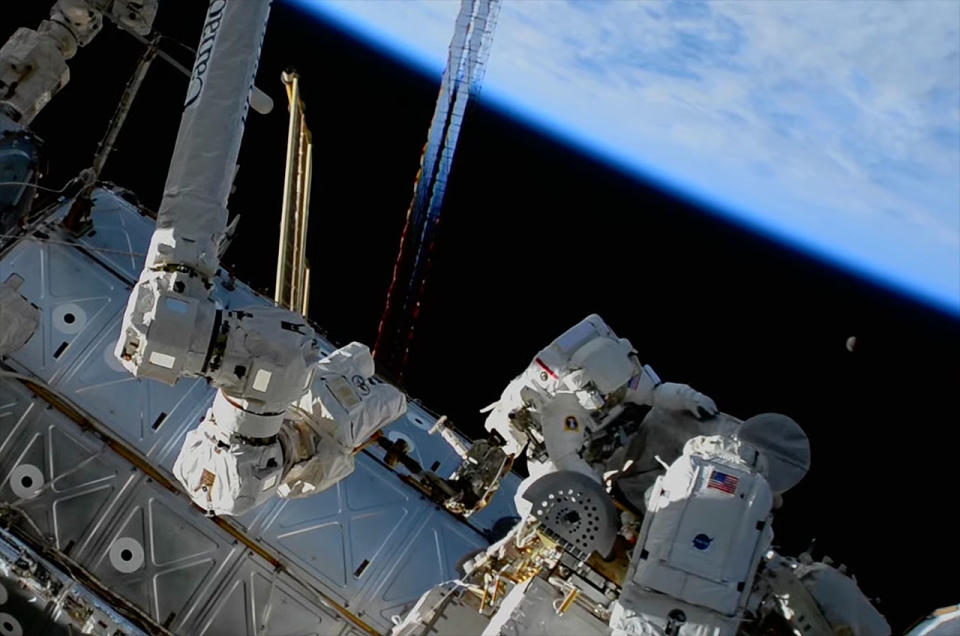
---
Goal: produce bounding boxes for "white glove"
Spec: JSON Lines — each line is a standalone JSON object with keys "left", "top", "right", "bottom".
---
{"left": 652, "top": 382, "right": 718, "bottom": 419}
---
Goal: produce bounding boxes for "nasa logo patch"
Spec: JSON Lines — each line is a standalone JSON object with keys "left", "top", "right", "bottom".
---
{"left": 564, "top": 416, "right": 579, "bottom": 431}
{"left": 692, "top": 533, "right": 713, "bottom": 550}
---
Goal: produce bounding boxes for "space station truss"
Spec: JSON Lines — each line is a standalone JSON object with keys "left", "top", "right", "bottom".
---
{"left": 0, "top": 189, "right": 519, "bottom": 635}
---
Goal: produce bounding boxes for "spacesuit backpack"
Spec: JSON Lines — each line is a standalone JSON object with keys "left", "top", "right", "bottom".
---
{"left": 628, "top": 435, "right": 774, "bottom": 617}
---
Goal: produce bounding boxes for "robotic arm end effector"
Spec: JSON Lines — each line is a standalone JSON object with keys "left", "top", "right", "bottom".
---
{"left": 172, "top": 342, "right": 408, "bottom": 516}
{"left": 114, "top": 269, "right": 219, "bottom": 385}
{"left": 0, "top": 1, "right": 158, "bottom": 124}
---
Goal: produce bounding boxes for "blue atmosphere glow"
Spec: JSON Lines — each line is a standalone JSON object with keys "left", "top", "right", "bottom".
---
{"left": 287, "top": 0, "right": 960, "bottom": 315}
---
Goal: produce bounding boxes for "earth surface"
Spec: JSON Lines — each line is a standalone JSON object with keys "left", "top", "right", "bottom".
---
{"left": 290, "top": 0, "right": 960, "bottom": 315}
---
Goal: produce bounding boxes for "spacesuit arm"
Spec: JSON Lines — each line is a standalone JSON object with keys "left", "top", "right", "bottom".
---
{"left": 482, "top": 376, "right": 533, "bottom": 458}
{"left": 653, "top": 382, "right": 717, "bottom": 419}
{"left": 625, "top": 362, "right": 717, "bottom": 419}
{"left": 538, "top": 393, "right": 600, "bottom": 480}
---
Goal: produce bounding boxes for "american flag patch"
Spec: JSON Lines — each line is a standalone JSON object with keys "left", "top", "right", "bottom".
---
{"left": 707, "top": 470, "right": 739, "bottom": 495}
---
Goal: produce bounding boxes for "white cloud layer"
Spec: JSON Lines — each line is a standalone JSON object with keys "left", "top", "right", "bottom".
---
{"left": 290, "top": 0, "right": 960, "bottom": 313}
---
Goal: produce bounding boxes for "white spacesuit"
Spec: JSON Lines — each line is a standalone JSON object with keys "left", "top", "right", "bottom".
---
{"left": 610, "top": 418, "right": 888, "bottom": 636}
{"left": 481, "top": 314, "right": 717, "bottom": 516}
{"left": 391, "top": 316, "right": 891, "bottom": 636}
{"left": 403, "top": 415, "right": 886, "bottom": 636}
{"left": 611, "top": 432, "right": 776, "bottom": 635}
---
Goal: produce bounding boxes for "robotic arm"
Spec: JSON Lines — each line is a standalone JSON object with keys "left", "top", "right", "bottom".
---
{"left": 115, "top": 0, "right": 406, "bottom": 516}
{"left": 0, "top": 0, "right": 157, "bottom": 124}
{"left": 115, "top": 0, "right": 300, "bottom": 433}
{"left": 172, "top": 341, "right": 406, "bottom": 516}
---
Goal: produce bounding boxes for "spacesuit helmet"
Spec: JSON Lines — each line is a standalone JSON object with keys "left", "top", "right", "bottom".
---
{"left": 555, "top": 337, "right": 636, "bottom": 411}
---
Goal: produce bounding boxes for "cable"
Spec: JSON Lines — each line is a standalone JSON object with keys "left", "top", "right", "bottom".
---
{"left": 0, "top": 233, "right": 146, "bottom": 258}
{"left": 115, "top": 22, "right": 193, "bottom": 78}
{"left": 0, "top": 181, "right": 69, "bottom": 195}
{"left": 0, "top": 178, "right": 79, "bottom": 228}
{"left": 158, "top": 33, "right": 196, "bottom": 57}
{"left": 0, "top": 369, "right": 45, "bottom": 384}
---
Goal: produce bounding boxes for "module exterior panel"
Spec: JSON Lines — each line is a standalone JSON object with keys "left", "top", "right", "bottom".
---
{"left": 83, "top": 478, "right": 244, "bottom": 632}
{"left": 193, "top": 555, "right": 347, "bottom": 636}
{"left": 56, "top": 314, "right": 214, "bottom": 459}
{"left": 0, "top": 190, "right": 519, "bottom": 634}
{"left": 0, "top": 379, "right": 140, "bottom": 560}
{"left": 0, "top": 238, "right": 126, "bottom": 386}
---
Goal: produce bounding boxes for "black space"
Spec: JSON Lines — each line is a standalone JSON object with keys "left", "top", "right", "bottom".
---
{"left": 5, "top": 2, "right": 959, "bottom": 631}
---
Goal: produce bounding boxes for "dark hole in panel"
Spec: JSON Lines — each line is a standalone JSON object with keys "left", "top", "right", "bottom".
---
{"left": 53, "top": 341, "right": 69, "bottom": 358}
{"left": 353, "top": 558, "right": 371, "bottom": 578}
{"left": 151, "top": 412, "right": 167, "bottom": 430}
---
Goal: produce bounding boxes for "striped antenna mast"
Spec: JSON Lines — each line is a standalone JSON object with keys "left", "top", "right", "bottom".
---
{"left": 374, "top": 0, "right": 501, "bottom": 379}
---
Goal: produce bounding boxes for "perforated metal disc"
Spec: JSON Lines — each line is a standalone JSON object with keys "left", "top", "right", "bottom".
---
{"left": 738, "top": 413, "right": 810, "bottom": 493}
{"left": 522, "top": 471, "right": 618, "bottom": 559}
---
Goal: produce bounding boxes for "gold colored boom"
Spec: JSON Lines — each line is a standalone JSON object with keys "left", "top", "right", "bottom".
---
{"left": 275, "top": 71, "right": 313, "bottom": 315}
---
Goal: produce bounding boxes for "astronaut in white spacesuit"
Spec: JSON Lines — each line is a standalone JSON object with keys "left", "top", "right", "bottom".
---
{"left": 393, "top": 313, "right": 891, "bottom": 636}
{"left": 610, "top": 420, "right": 889, "bottom": 636}
{"left": 480, "top": 314, "right": 718, "bottom": 516}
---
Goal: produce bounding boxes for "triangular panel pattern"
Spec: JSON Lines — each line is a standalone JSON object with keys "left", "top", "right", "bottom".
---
{"left": 149, "top": 497, "right": 219, "bottom": 566}
{"left": 56, "top": 316, "right": 214, "bottom": 458}
{"left": 90, "top": 504, "right": 152, "bottom": 612}
{"left": 251, "top": 569, "right": 329, "bottom": 636}
{"left": 264, "top": 455, "right": 420, "bottom": 606}
{"left": 379, "top": 509, "right": 487, "bottom": 607}
{"left": 48, "top": 425, "right": 114, "bottom": 490}
{"left": 154, "top": 560, "right": 217, "bottom": 626}
{"left": 197, "top": 578, "right": 250, "bottom": 636}
{"left": 348, "top": 508, "right": 412, "bottom": 578}
{"left": 0, "top": 402, "right": 135, "bottom": 557}
{"left": 195, "top": 557, "right": 342, "bottom": 636}
{"left": 78, "top": 192, "right": 152, "bottom": 281}
{"left": 380, "top": 530, "right": 444, "bottom": 604}
{"left": 87, "top": 481, "right": 239, "bottom": 629}
{"left": 270, "top": 485, "right": 342, "bottom": 530}
{"left": 276, "top": 523, "right": 347, "bottom": 588}
{"left": 0, "top": 240, "right": 123, "bottom": 384}
{"left": 0, "top": 381, "right": 33, "bottom": 455}
{"left": 344, "top": 459, "right": 412, "bottom": 511}
{"left": 51, "top": 485, "right": 116, "bottom": 550}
